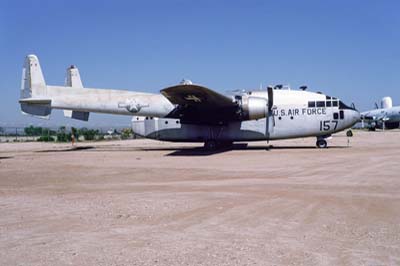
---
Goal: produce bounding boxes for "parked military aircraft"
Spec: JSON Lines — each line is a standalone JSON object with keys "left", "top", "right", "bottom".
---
{"left": 19, "top": 55, "right": 360, "bottom": 149}
{"left": 361, "top": 97, "right": 400, "bottom": 130}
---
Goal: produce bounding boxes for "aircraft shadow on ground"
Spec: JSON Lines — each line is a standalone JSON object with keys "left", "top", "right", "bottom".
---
{"left": 34, "top": 144, "right": 349, "bottom": 156}
{"left": 36, "top": 146, "right": 95, "bottom": 153}
{"left": 141, "top": 144, "right": 349, "bottom": 156}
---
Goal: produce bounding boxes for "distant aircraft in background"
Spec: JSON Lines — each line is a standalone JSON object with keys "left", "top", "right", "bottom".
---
{"left": 19, "top": 55, "right": 359, "bottom": 149}
{"left": 361, "top": 97, "right": 400, "bottom": 130}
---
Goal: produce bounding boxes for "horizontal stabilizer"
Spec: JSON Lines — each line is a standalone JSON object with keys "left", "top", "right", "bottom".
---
{"left": 21, "top": 101, "right": 51, "bottom": 119}
{"left": 19, "top": 98, "right": 51, "bottom": 105}
{"left": 64, "top": 110, "right": 90, "bottom": 121}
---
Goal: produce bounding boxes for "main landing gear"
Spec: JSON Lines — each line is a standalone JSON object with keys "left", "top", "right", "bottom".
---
{"left": 204, "top": 140, "right": 217, "bottom": 150}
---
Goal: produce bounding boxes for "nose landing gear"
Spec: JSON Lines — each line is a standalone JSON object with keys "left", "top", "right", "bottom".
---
{"left": 316, "top": 139, "right": 328, "bottom": 148}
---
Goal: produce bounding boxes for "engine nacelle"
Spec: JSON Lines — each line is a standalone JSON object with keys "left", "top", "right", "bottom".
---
{"left": 381, "top": 97, "right": 393, "bottom": 109}
{"left": 240, "top": 96, "right": 267, "bottom": 120}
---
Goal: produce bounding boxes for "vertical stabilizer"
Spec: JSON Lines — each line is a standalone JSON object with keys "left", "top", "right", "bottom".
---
{"left": 65, "top": 65, "right": 83, "bottom": 88}
{"left": 21, "top": 54, "right": 46, "bottom": 98}
{"left": 381, "top": 97, "right": 393, "bottom": 109}
{"left": 19, "top": 55, "right": 51, "bottom": 119}
{"left": 63, "top": 65, "right": 90, "bottom": 121}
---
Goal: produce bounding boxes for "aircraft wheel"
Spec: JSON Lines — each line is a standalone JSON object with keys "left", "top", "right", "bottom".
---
{"left": 204, "top": 140, "right": 217, "bottom": 150}
{"left": 219, "top": 141, "right": 233, "bottom": 148}
{"left": 316, "top": 139, "right": 328, "bottom": 149}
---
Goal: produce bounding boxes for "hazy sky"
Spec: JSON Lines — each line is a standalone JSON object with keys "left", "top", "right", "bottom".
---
{"left": 1, "top": 0, "right": 399, "bottom": 127}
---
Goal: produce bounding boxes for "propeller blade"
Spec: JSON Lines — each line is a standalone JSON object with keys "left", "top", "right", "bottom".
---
{"left": 266, "top": 86, "right": 274, "bottom": 140}
{"left": 268, "top": 86, "right": 274, "bottom": 113}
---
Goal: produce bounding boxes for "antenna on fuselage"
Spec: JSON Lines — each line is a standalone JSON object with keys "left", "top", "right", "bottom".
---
{"left": 180, "top": 79, "right": 192, "bottom": 85}
{"left": 299, "top": 85, "right": 307, "bottom": 91}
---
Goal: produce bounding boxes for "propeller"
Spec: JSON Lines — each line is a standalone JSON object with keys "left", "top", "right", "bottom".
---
{"left": 266, "top": 86, "right": 275, "bottom": 140}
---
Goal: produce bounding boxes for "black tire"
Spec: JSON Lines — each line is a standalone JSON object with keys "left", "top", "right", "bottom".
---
{"left": 218, "top": 141, "right": 233, "bottom": 148}
{"left": 204, "top": 140, "right": 217, "bottom": 150}
{"left": 346, "top": 130, "right": 353, "bottom": 137}
{"left": 316, "top": 139, "right": 328, "bottom": 149}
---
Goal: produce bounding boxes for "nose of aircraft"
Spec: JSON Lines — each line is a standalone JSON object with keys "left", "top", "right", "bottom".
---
{"left": 348, "top": 109, "right": 361, "bottom": 126}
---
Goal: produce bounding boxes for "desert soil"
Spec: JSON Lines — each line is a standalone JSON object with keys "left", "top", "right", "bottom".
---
{"left": 0, "top": 131, "right": 399, "bottom": 265}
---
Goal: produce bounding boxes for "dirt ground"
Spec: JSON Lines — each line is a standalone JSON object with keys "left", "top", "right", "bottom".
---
{"left": 0, "top": 131, "right": 399, "bottom": 266}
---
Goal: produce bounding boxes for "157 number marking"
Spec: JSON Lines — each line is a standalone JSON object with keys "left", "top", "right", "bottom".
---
{"left": 320, "top": 120, "right": 338, "bottom": 131}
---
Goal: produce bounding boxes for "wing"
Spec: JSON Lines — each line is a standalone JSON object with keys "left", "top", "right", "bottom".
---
{"left": 161, "top": 84, "right": 236, "bottom": 108}
{"left": 161, "top": 84, "right": 239, "bottom": 124}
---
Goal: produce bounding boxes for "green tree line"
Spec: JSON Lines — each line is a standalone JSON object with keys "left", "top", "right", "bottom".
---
{"left": 23, "top": 126, "right": 110, "bottom": 142}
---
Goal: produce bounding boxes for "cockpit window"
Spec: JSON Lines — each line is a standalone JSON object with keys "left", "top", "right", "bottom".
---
{"left": 332, "top": 101, "right": 338, "bottom": 107}
{"left": 339, "top": 101, "right": 356, "bottom": 110}
{"left": 316, "top": 101, "right": 325, "bottom": 107}
{"left": 308, "top": 101, "right": 316, "bottom": 108}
